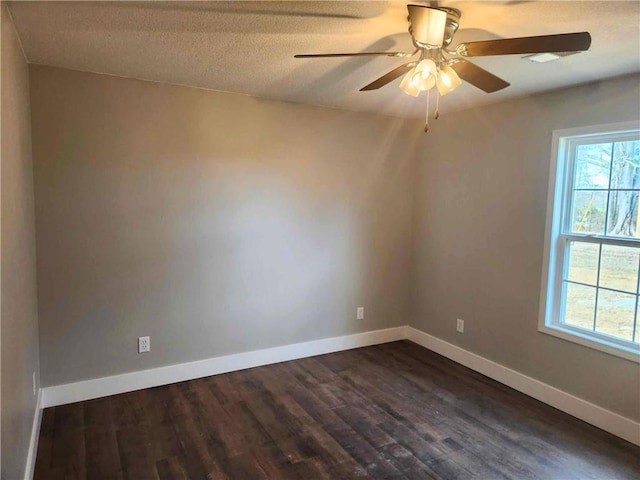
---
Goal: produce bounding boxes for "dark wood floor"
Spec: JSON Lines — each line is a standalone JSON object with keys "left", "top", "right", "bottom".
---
{"left": 35, "top": 341, "right": 639, "bottom": 479}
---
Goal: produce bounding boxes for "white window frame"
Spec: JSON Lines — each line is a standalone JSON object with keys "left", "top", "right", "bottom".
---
{"left": 539, "top": 120, "right": 640, "bottom": 363}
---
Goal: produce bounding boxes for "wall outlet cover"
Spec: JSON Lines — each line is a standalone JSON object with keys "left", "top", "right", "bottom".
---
{"left": 138, "top": 336, "right": 150, "bottom": 353}
{"left": 456, "top": 319, "right": 464, "bottom": 333}
{"left": 357, "top": 307, "right": 364, "bottom": 320}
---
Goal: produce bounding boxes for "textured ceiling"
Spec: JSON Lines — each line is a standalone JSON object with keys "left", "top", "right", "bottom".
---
{"left": 8, "top": 1, "right": 640, "bottom": 118}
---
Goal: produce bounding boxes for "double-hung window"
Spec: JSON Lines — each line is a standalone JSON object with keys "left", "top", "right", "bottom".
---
{"left": 540, "top": 121, "right": 640, "bottom": 362}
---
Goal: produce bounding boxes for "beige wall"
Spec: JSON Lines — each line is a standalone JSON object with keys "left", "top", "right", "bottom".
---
{"left": 29, "top": 65, "right": 421, "bottom": 387}
{"left": 1, "top": 3, "right": 40, "bottom": 478}
{"left": 25, "top": 60, "right": 640, "bottom": 428}
{"left": 411, "top": 74, "right": 640, "bottom": 422}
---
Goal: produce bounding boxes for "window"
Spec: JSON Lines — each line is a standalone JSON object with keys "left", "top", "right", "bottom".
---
{"left": 540, "top": 121, "right": 640, "bottom": 362}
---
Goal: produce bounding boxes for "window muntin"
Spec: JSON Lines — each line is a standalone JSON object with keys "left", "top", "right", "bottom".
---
{"left": 541, "top": 124, "right": 640, "bottom": 360}
{"left": 561, "top": 242, "right": 639, "bottom": 343}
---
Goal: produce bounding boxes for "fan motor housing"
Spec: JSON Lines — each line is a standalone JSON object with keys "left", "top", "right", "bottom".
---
{"left": 408, "top": 6, "right": 461, "bottom": 48}
{"left": 439, "top": 7, "right": 461, "bottom": 47}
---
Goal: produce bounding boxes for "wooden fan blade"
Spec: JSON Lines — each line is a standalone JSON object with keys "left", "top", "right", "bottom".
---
{"left": 360, "top": 62, "right": 417, "bottom": 91}
{"left": 295, "top": 52, "right": 411, "bottom": 58}
{"left": 457, "top": 32, "right": 591, "bottom": 57}
{"left": 449, "top": 60, "right": 510, "bottom": 93}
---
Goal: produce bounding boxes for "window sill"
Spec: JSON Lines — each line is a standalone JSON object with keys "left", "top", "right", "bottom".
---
{"left": 539, "top": 324, "right": 640, "bottom": 363}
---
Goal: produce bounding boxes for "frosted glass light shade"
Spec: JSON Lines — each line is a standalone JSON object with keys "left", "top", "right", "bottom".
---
{"left": 436, "top": 63, "right": 462, "bottom": 95}
{"left": 411, "top": 59, "right": 437, "bottom": 91}
{"left": 399, "top": 69, "right": 421, "bottom": 97}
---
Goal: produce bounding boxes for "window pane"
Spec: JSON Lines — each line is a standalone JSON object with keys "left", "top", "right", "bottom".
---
{"left": 570, "top": 191, "right": 607, "bottom": 235}
{"left": 599, "top": 245, "right": 639, "bottom": 293}
{"left": 604, "top": 140, "right": 639, "bottom": 238}
{"left": 563, "top": 282, "right": 595, "bottom": 330}
{"left": 595, "top": 289, "right": 636, "bottom": 341}
{"left": 574, "top": 143, "right": 612, "bottom": 189}
{"left": 610, "top": 140, "right": 639, "bottom": 189}
{"left": 605, "top": 190, "right": 639, "bottom": 238}
{"left": 566, "top": 241, "right": 599, "bottom": 285}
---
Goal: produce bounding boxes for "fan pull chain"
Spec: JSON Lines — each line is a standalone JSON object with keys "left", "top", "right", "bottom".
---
{"left": 435, "top": 90, "right": 440, "bottom": 120}
{"left": 424, "top": 89, "right": 430, "bottom": 133}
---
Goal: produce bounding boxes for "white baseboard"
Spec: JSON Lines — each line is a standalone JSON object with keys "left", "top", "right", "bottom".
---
{"left": 41, "top": 326, "right": 406, "bottom": 408}
{"left": 38, "top": 325, "right": 639, "bottom": 448}
{"left": 24, "top": 388, "right": 43, "bottom": 480}
{"left": 405, "top": 327, "right": 640, "bottom": 446}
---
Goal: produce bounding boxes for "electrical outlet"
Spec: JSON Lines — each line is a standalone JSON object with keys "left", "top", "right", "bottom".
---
{"left": 357, "top": 307, "right": 364, "bottom": 320}
{"left": 138, "top": 336, "right": 150, "bottom": 353}
{"left": 456, "top": 318, "right": 464, "bottom": 333}
{"left": 32, "top": 372, "right": 37, "bottom": 396}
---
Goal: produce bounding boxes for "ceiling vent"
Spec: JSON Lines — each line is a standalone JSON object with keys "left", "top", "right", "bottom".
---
{"left": 524, "top": 51, "right": 582, "bottom": 63}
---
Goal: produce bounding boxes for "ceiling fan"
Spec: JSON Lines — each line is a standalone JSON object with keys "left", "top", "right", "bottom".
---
{"left": 295, "top": 4, "right": 591, "bottom": 131}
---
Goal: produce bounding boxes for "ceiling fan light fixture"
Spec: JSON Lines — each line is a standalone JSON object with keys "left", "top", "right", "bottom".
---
{"left": 411, "top": 59, "right": 437, "bottom": 91}
{"left": 436, "top": 63, "right": 462, "bottom": 96}
{"left": 399, "top": 69, "right": 421, "bottom": 97}
{"left": 295, "top": 5, "right": 592, "bottom": 132}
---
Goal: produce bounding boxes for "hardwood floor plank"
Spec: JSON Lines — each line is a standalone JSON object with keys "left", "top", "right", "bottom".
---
{"left": 288, "top": 385, "right": 406, "bottom": 479}
{"left": 378, "top": 443, "right": 437, "bottom": 480}
{"left": 168, "top": 384, "right": 229, "bottom": 479}
{"left": 116, "top": 426, "right": 160, "bottom": 480}
{"left": 34, "top": 341, "right": 640, "bottom": 480}
{"left": 379, "top": 343, "right": 638, "bottom": 478}
{"left": 84, "top": 397, "right": 123, "bottom": 479}
{"left": 334, "top": 406, "right": 396, "bottom": 450}
{"left": 50, "top": 403, "right": 86, "bottom": 480}
{"left": 33, "top": 407, "right": 55, "bottom": 479}
{"left": 155, "top": 456, "right": 188, "bottom": 480}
